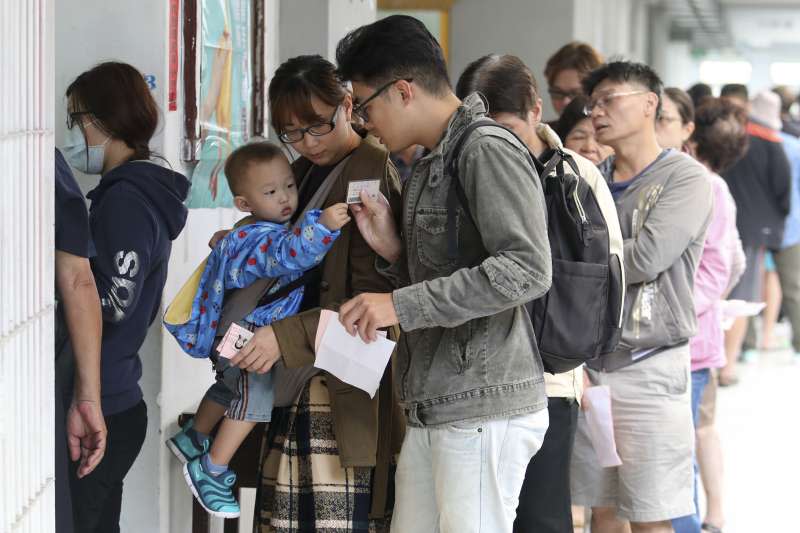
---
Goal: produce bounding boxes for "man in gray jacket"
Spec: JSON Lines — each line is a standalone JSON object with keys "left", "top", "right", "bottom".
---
{"left": 570, "top": 62, "right": 713, "bottom": 533}
{"left": 336, "top": 15, "right": 552, "bottom": 533}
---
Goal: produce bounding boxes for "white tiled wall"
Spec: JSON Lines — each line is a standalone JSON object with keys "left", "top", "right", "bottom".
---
{"left": 0, "top": 0, "right": 55, "bottom": 531}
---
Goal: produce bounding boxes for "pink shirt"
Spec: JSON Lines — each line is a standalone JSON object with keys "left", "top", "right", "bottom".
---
{"left": 691, "top": 172, "right": 742, "bottom": 371}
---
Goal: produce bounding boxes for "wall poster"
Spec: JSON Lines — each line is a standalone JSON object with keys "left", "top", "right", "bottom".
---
{"left": 184, "top": 0, "right": 253, "bottom": 208}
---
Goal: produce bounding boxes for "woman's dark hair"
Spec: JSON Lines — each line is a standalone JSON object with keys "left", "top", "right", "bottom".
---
{"left": 691, "top": 97, "right": 749, "bottom": 174}
{"left": 583, "top": 61, "right": 664, "bottom": 118}
{"left": 553, "top": 95, "right": 591, "bottom": 141}
{"left": 773, "top": 85, "right": 797, "bottom": 114}
{"left": 66, "top": 61, "right": 159, "bottom": 160}
{"left": 455, "top": 54, "right": 538, "bottom": 119}
{"left": 664, "top": 87, "right": 695, "bottom": 125}
{"left": 336, "top": 15, "right": 451, "bottom": 96}
{"left": 269, "top": 55, "right": 349, "bottom": 134}
{"left": 687, "top": 83, "right": 712, "bottom": 109}
{"left": 544, "top": 42, "right": 604, "bottom": 86}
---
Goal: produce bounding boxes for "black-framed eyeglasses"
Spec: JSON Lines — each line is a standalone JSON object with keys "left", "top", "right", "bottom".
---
{"left": 353, "top": 78, "right": 413, "bottom": 123}
{"left": 66, "top": 111, "right": 93, "bottom": 130}
{"left": 279, "top": 105, "right": 340, "bottom": 144}
{"left": 548, "top": 87, "right": 582, "bottom": 101}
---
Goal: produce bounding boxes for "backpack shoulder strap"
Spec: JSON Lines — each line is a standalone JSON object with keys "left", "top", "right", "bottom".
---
{"left": 444, "top": 119, "right": 498, "bottom": 173}
{"left": 255, "top": 267, "right": 321, "bottom": 308}
{"left": 445, "top": 119, "right": 543, "bottom": 260}
{"left": 541, "top": 149, "right": 563, "bottom": 180}
{"left": 556, "top": 148, "right": 581, "bottom": 176}
{"left": 445, "top": 119, "right": 493, "bottom": 260}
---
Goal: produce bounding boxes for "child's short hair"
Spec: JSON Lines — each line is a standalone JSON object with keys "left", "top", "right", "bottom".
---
{"left": 224, "top": 141, "right": 287, "bottom": 195}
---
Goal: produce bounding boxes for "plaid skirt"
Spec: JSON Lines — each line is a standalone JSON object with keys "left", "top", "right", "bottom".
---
{"left": 255, "top": 376, "right": 391, "bottom": 533}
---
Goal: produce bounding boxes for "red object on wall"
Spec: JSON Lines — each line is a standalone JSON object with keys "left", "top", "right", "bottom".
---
{"left": 168, "top": 0, "right": 180, "bottom": 111}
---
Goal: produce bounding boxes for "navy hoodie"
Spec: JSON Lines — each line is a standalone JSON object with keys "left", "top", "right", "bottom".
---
{"left": 87, "top": 161, "right": 190, "bottom": 416}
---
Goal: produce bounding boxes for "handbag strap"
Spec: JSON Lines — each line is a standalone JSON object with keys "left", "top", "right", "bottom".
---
{"left": 296, "top": 153, "right": 352, "bottom": 220}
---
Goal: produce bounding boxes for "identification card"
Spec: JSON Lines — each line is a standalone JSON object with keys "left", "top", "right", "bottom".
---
{"left": 346, "top": 179, "right": 381, "bottom": 204}
{"left": 216, "top": 323, "right": 254, "bottom": 359}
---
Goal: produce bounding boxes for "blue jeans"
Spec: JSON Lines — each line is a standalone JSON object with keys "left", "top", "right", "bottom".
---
{"left": 204, "top": 356, "right": 274, "bottom": 423}
{"left": 672, "top": 368, "right": 710, "bottom": 533}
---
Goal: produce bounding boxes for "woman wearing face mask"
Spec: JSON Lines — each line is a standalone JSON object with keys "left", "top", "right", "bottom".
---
{"left": 553, "top": 95, "right": 615, "bottom": 165}
{"left": 62, "top": 61, "right": 189, "bottom": 532}
{"left": 208, "top": 55, "right": 403, "bottom": 532}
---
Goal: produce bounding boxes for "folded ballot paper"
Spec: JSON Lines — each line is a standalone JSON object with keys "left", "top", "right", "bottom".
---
{"left": 313, "top": 310, "right": 395, "bottom": 398}
{"left": 720, "top": 300, "right": 766, "bottom": 330}
{"left": 583, "top": 385, "right": 623, "bottom": 468}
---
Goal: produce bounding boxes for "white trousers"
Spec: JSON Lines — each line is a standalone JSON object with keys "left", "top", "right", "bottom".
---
{"left": 390, "top": 409, "right": 549, "bottom": 533}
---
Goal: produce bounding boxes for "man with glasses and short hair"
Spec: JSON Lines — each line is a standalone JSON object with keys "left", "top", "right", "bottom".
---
{"left": 334, "top": 15, "right": 553, "bottom": 533}
{"left": 544, "top": 41, "right": 604, "bottom": 117}
{"left": 570, "top": 61, "right": 713, "bottom": 533}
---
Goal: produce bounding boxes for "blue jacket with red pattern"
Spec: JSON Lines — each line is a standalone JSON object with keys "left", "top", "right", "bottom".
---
{"left": 165, "top": 209, "right": 338, "bottom": 358}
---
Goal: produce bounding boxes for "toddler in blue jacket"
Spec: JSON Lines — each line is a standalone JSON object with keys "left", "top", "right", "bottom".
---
{"left": 164, "top": 142, "right": 349, "bottom": 518}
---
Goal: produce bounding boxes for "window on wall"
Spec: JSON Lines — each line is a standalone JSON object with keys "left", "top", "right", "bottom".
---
{"left": 770, "top": 62, "right": 800, "bottom": 86}
{"left": 377, "top": 1, "right": 452, "bottom": 61}
{"left": 699, "top": 60, "right": 753, "bottom": 86}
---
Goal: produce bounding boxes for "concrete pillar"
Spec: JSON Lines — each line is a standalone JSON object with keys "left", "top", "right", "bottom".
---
{"left": 280, "top": 0, "right": 376, "bottom": 64}
{"left": 448, "top": 0, "right": 575, "bottom": 119}
{"left": 449, "top": 0, "right": 645, "bottom": 120}
{"left": 279, "top": 0, "right": 330, "bottom": 61}
{"left": 647, "top": 3, "right": 671, "bottom": 87}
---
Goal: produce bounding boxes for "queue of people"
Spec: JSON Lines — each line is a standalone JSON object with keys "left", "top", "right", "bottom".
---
{"left": 53, "top": 13, "right": 800, "bottom": 533}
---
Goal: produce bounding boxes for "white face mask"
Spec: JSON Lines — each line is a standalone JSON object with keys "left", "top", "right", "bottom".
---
{"left": 62, "top": 122, "right": 109, "bottom": 174}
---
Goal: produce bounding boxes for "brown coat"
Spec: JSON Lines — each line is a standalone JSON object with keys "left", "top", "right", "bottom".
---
{"left": 270, "top": 136, "right": 405, "bottom": 514}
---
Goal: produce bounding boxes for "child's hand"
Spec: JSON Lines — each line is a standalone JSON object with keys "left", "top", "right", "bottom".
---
{"left": 319, "top": 203, "right": 351, "bottom": 231}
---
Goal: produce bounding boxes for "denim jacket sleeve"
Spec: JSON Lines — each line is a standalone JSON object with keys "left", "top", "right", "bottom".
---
{"left": 393, "top": 135, "right": 552, "bottom": 331}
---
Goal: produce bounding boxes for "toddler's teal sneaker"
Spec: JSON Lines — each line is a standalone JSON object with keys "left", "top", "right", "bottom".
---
{"left": 183, "top": 456, "right": 240, "bottom": 518}
{"left": 166, "top": 418, "right": 210, "bottom": 464}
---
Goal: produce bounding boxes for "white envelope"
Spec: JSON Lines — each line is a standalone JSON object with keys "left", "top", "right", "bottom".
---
{"left": 720, "top": 299, "right": 766, "bottom": 330}
{"left": 583, "top": 385, "right": 623, "bottom": 468}
{"left": 314, "top": 310, "right": 394, "bottom": 398}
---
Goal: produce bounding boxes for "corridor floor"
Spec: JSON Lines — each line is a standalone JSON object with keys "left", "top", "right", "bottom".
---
{"left": 715, "top": 332, "right": 799, "bottom": 533}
